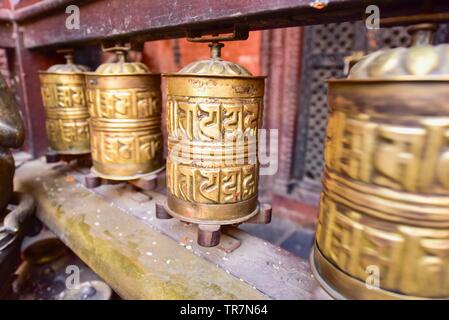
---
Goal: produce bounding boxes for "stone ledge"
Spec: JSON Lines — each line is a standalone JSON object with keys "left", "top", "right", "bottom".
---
{"left": 14, "top": 158, "right": 318, "bottom": 300}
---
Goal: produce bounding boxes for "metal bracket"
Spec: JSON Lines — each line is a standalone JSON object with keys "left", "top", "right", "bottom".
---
{"left": 246, "top": 203, "right": 272, "bottom": 224}
{"left": 156, "top": 200, "right": 271, "bottom": 249}
{"left": 101, "top": 41, "right": 131, "bottom": 53}
{"left": 85, "top": 171, "right": 160, "bottom": 191}
{"left": 46, "top": 150, "right": 92, "bottom": 167}
{"left": 0, "top": 192, "right": 37, "bottom": 251}
{"left": 186, "top": 25, "right": 249, "bottom": 43}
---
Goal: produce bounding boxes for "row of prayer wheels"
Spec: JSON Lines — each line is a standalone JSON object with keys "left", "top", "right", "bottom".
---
{"left": 39, "top": 33, "right": 270, "bottom": 248}
{"left": 39, "top": 23, "right": 449, "bottom": 299}
{"left": 39, "top": 46, "right": 163, "bottom": 179}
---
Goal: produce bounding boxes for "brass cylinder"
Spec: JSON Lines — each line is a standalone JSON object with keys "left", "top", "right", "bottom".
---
{"left": 312, "top": 24, "right": 449, "bottom": 299}
{"left": 39, "top": 51, "right": 90, "bottom": 155}
{"left": 85, "top": 46, "right": 163, "bottom": 180}
{"left": 164, "top": 42, "right": 265, "bottom": 225}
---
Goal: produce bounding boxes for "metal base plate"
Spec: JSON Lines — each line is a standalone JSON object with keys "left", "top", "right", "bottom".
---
{"left": 310, "top": 243, "right": 437, "bottom": 300}
{"left": 156, "top": 199, "right": 271, "bottom": 248}
{"left": 163, "top": 200, "right": 260, "bottom": 226}
{"left": 90, "top": 165, "right": 165, "bottom": 181}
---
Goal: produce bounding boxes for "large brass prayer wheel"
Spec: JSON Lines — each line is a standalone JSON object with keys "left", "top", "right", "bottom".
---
{"left": 164, "top": 42, "right": 265, "bottom": 225}
{"left": 39, "top": 50, "right": 90, "bottom": 154}
{"left": 311, "top": 24, "right": 449, "bottom": 299}
{"left": 85, "top": 45, "right": 163, "bottom": 180}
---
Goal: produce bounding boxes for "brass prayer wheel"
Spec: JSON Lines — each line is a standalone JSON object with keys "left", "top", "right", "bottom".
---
{"left": 311, "top": 23, "right": 449, "bottom": 299}
{"left": 85, "top": 44, "right": 163, "bottom": 180}
{"left": 39, "top": 49, "right": 90, "bottom": 155}
{"left": 163, "top": 36, "right": 266, "bottom": 234}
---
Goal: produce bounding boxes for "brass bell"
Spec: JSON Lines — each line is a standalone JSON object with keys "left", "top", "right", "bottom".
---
{"left": 85, "top": 43, "right": 164, "bottom": 181}
{"left": 39, "top": 49, "right": 91, "bottom": 156}
{"left": 162, "top": 30, "right": 271, "bottom": 247}
{"left": 311, "top": 23, "right": 449, "bottom": 299}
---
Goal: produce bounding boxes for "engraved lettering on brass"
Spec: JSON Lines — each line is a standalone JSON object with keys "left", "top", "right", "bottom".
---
{"left": 86, "top": 73, "right": 163, "bottom": 179}
{"left": 317, "top": 88, "right": 449, "bottom": 298}
{"left": 166, "top": 95, "right": 262, "bottom": 207}
{"left": 40, "top": 77, "right": 90, "bottom": 154}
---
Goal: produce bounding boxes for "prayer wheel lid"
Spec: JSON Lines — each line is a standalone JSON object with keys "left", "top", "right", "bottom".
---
{"left": 46, "top": 49, "right": 90, "bottom": 73}
{"left": 177, "top": 42, "right": 253, "bottom": 76}
{"left": 95, "top": 44, "right": 149, "bottom": 75}
{"left": 349, "top": 24, "right": 449, "bottom": 79}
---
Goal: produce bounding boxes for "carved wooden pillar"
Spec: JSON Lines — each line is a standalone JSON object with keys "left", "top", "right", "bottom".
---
{"left": 260, "top": 27, "right": 318, "bottom": 226}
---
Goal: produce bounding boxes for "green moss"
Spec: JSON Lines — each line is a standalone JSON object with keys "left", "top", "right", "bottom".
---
{"left": 16, "top": 162, "right": 267, "bottom": 300}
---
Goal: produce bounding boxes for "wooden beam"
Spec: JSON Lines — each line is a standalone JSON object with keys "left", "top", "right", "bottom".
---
{"left": 13, "top": 0, "right": 88, "bottom": 22}
{"left": 19, "top": 0, "right": 449, "bottom": 49}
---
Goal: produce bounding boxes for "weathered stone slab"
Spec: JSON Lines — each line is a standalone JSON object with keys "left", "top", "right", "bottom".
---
{"left": 15, "top": 158, "right": 319, "bottom": 299}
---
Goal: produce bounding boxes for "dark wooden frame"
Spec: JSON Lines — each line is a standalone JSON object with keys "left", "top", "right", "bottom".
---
{"left": 11, "top": 0, "right": 449, "bottom": 49}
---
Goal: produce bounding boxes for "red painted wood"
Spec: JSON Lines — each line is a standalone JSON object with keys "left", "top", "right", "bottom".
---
{"left": 259, "top": 27, "right": 321, "bottom": 225}
{"left": 13, "top": 27, "right": 63, "bottom": 156}
{"left": 273, "top": 194, "right": 318, "bottom": 227}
